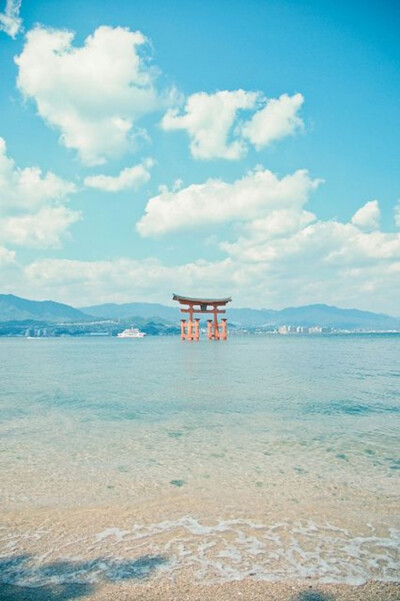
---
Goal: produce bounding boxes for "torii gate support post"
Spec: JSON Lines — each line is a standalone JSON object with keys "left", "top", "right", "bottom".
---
{"left": 213, "top": 305, "right": 220, "bottom": 340}
{"left": 187, "top": 305, "right": 194, "bottom": 341}
{"left": 180, "top": 319, "right": 186, "bottom": 340}
{"left": 221, "top": 318, "right": 227, "bottom": 341}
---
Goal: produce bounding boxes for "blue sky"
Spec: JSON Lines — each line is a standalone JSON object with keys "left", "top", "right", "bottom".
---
{"left": 0, "top": 0, "right": 399, "bottom": 312}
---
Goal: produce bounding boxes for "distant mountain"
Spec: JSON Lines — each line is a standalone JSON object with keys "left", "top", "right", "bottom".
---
{"left": 267, "top": 304, "right": 400, "bottom": 330}
{"left": 0, "top": 295, "right": 399, "bottom": 331}
{"left": 228, "top": 307, "right": 277, "bottom": 326}
{"left": 0, "top": 294, "right": 90, "bottom": 323}
{"left": 81, "top": 302, "right": 276, "bottom": 325}
{"left": 228, "top": 304, "right": 400, "bottom": 330}
{"left": 83, "top": 300, "right": 400, "bottom": 331}
{"left": 81, "top": 302, "right": 179, "bottom": 322}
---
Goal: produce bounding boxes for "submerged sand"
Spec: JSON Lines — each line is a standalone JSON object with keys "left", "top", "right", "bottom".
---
{"left": 1, "top": 338, "right": 399, "bottom": 596}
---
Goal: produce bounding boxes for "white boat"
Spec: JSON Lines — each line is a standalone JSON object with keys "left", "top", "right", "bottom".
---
{"left": 117, "top": 328, "right": 146, "bottom": 338}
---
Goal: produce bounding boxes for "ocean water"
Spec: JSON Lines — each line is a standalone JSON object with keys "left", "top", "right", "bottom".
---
{"left": 0, "top": 334, "right": 399, "bottom": 587}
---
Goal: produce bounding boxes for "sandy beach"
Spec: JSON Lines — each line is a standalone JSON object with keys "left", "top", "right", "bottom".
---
{"left": 1, "top": 579, "right": 400, "bottom": 601}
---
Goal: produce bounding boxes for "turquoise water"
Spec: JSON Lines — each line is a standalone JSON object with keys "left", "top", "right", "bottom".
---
{"left": 0, "top": 334, "right": 399, "bottom": 586}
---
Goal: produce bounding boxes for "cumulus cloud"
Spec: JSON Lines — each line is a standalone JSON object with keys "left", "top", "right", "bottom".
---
{"left": 0, "top": 137, "right": 79, "bottom": 248}
{"left": 14, "top": 213, "right": 400, "bottom": 312}
{"left": 16, "top": 26, "right": 170, "bottom": 165}
{"left": 4, "top": 177, "right": 399, "bottom": 312}
{"left": 161, "top": 90, "right": 258, "bottom": 159}
{"left": 242, "top": 93, "right": 304, "bottom": 149}
{"left": 20, "top": 256, "right": 232, "bottom": 306}
{"left": 161, "top": 90, "right": 304, "bottom": 159}
{"left": 0, "top": 0, "right": 22, "bottom": 38}
{"left": 0, "top": 245, "right": 18, "bottom": 295}
{"left": 0, "top": 137, "right": 76, "bottom": 212}
{"left": 207, "top": 188, "right": 399, "bottom": 312}
{"left": 0, "top": 206, "right": 81, "bottom": 248}
{"left": 232, "top": 208, "right": 317, "bottom": 242}
{"left": 137, "top": 176, "right": 396, "bottom": 313}
{"left": 0, "top": 245, "right": 16, "bottom": 264}
{"left": 137, "top": 167, "right": 322, "bottom": 237}
{"left": 222, "top": 217, "right": 400, "bottom": 266}
{"left": 351, "top": 200, "right": 380, "bottom": 231}
{"left": 394, "top": 201, "right": 400, "bottom": 228}
{"left": 84, "top": 159, "right": 154, "bottom": 192}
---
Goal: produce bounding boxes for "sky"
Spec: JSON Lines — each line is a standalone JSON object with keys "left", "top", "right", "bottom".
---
{"left": 0, "top": 0, "right": 399, "bottom": 313}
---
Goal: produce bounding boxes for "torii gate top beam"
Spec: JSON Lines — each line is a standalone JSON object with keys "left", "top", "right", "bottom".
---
{"left": 172, "top": 294, "right": 232, "bottom": 310}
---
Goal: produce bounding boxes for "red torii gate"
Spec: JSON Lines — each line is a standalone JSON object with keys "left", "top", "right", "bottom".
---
{"left": 172, "top": 294, "right": 232, "bottom": 341}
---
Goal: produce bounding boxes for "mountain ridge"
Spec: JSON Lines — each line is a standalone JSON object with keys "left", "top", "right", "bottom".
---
{"left": 0, "top": 294, "right": 89, "bottom": 323}
{"left": 0, "top": 294, "right": 399, "bottom": 330}
{"left": 82, "top": 300, "right": 400, "bottom": 329}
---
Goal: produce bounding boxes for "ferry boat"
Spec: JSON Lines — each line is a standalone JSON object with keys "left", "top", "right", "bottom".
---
{"left": 117, "top": 328, "right": 146, "bottom": 338}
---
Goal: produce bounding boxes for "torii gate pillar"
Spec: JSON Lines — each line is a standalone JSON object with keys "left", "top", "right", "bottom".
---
{"left": 173, "top": 294, "right": 232, "bottom": 341}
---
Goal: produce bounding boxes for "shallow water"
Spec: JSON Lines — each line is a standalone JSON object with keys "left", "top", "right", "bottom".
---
{"left": 0, "top": 334, "right": 399, "bottom": 586}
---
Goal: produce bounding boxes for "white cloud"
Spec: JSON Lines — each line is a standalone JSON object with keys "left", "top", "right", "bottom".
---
{"left": 0, "top": 0, "right": 22, "bottom": 38}
{"left": 161, "top": 90, "right": 258, "bottom": 159}
{"left": 4, "top": 187, "right": 399, "bottom": 312}
{"left": 84, "top": 159, "right": 154, "bottom": 192}
{"left": 211, "top": 192, "right": 400, "bottom": 313}
{"left": 13, "top": 217, "right": 400, "bottom": 312}
{"left": 0, "top": 137, "right": 76, "bottom": 212}
{"left": 233, "top": 208, "right": 316, "bottom": 241}
{"left": 0, "top": 140, "right": 79, "bottom": 248}
{"left": 137, "top": 167, "right": 322, "bottom": 237}
{"left": 0, "top": 246, "right": 18, "bottom": 295}
{"left": 161, "top": 90, "right": 305, "bottom": 159}
{"left": 0, "top": 245, "right": 16, "bottom": 264}
{"left": 20, "top": 256, "right": 233, "bottom": 306}
{"left": 242, "top": 93, "right": 304, "bottom": 150}
{"left": 0, "top": 206, "right": 81, "bottom": 248}
{"left": 222, "top": 218, "right": 400, "bottom": 266}
{"left": 351, "top": 199, "right": 380, "bottom": 231}
{"left": 394, "top": 201, "right": 400, "bottom": 228}
{"left": 16, "top": 26, "right": 170, "bottom": 165}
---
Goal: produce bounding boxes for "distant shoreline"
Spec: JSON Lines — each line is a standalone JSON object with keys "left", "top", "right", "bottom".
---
{"left": 1, "top": 329, "right": 400, "bottom": 339}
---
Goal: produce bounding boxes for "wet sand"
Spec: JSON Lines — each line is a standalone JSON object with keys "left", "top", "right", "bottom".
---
{"left": 1, "top": 497, "right": 398, "bottom": 595}
{"left": 1, "top": 580, "right": 399, "bottom": 601}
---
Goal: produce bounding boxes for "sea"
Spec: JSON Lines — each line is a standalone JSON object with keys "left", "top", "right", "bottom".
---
{"left": 0, "top": 334, "right": 399, "bottom": 588}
